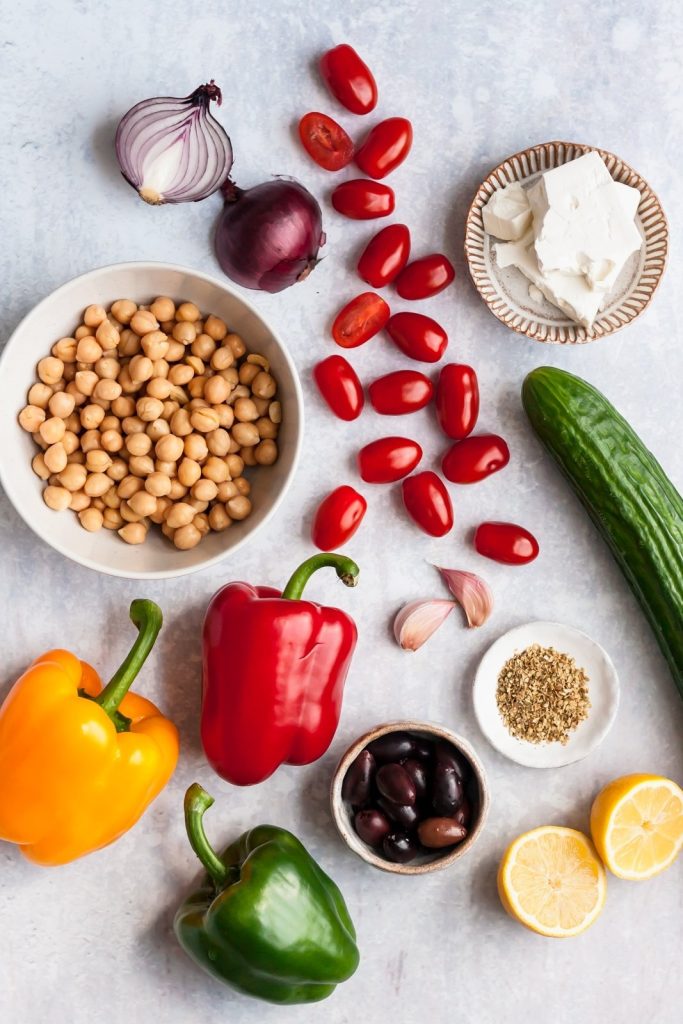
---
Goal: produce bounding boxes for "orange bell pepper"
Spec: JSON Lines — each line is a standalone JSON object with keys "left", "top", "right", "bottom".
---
{"left": 0, "top": 599, "right": 178, "bottom": 866}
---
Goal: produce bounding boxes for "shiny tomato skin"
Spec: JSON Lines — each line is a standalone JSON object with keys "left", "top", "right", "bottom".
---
{"left": 313, "top": 356, "right": 364, "bottom": 421}
{"left": 355, "top": 117, "right": 413, "bottom": 179}
{"left": 474, "top": 522, "right": 539, "bottom": 565}
{"left": 358, "top": 224, "right": 411, "bottom": 287}
{"left": 386, "top": 312, "right": 448, "bottom": 363}
{"left": 332, "top": 179, "right": 395, "bottom": 219}
{"left": 319, "top": 44, "right": 378, "bottom": 115}
{"left": 298, "top": 112, "right": 355, "bottom": 171}
{"left": 358, "top": 437, "right": 422, "bottom": 483}
{"left": 332, "top": 292, "right": 390, "bottom": 349}
{"left": 436, "top": 364, "right": 479, "bottom": 439}
{"left": 395, "top": 253, "right": 455, "bottom": 299}
{"left": 312, "top": 485, "right": 368, "bottom": 550}
{"left": 442, "top": 434, "right": 510, "bottom": 484}
{"left": 401, "top": 471, "right": 453, "bottom": 537}
{"left": 368, "top": 370, "right": 433, "bottom": 415}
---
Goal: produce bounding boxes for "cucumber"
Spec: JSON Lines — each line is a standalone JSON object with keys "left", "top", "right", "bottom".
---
{"left": 522, "top": 367, "right": 683, "bottom": 700}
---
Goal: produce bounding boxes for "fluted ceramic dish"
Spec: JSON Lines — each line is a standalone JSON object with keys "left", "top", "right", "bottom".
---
{"left": 464, "top": 141, "right": 668, "bottom": 343}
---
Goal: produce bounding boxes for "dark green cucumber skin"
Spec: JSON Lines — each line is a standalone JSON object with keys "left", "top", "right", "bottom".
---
{"left": 522, "top": 367, "right": 683, "bottom": 700}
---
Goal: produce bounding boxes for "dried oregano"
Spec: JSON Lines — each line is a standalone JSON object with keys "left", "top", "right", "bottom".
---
{"left": 496, "top": 644, "right": 591, "bottom": 745}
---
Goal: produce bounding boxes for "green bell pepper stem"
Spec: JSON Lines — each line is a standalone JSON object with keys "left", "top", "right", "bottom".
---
{"left": 95, "top": 600, "right": 163, "bottom": 730}
{"left": 184, "top": 783, "right": 232, "bottom": 887}
{"left": 281, "top": 554, "right": 360, "bottom": 601}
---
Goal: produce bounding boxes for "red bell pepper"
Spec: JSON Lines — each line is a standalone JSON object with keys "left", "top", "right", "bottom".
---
{"left": 201, "top": 553, "right": 360, "bottom": 786}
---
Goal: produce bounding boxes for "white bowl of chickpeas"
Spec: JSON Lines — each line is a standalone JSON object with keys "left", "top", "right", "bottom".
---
{"left": 0, "top": 262, "right": 303, "bottom": 577}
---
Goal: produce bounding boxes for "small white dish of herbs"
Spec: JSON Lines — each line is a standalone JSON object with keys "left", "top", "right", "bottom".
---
{"left": 473, "top": 621, "right": 620, "bottom": 768}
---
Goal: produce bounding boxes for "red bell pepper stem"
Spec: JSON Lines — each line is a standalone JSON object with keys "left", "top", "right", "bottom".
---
{"left": 281, "top": 553, "right": 360, "bottom": 601}
{"left": 184, "top": 783, "right": 233, "bottom": 887}
{"left": 95, "top": 599, "right": 163, "bottom": 732}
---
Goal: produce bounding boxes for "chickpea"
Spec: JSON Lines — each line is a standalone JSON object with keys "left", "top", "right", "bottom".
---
{"left": 177, "top": 457, "right": 201, "bottom": 487}
{"left": 80, "top": 404, "right": 106, "bottom": 430}
{"left": 130, "top": 310, "right": 159, "bottom": 337}
{"left": 38, "top": 356, "right": 64, "bottom": 385}
{"left": 170, "top": 408, "right": 192, "bottom": 437}
{"left": 206, "top": 428, "right": 231, "bottom": 457}
{"left": 76, "top": 337, "right": 103, "bottom": 364}
{"left": 84, "top": 304, "right": 107, "bottom": 328}
{"left": 220, "top": 366, "right": 240, "bottom": 388}
{"left": 118, "top": 329, "right": 141, "bottom": 357}
{"left": 226, "top": 454, "right": 244, "bottom": 478}
{"left": 44, "top": 442, "right": 68, "bottom": 474}
{"left": 86, "top": 449, "right": 112, "bottom": 473}
{"left": 152, "top": 358, "right": 170, "bottom": 379}
{"left": 141, "top": 331, "right": 169, "bottom": 361}
{"left": 252, "top": 371, "right": 277, "bottom": 399}
{"left": 172, "top": 321, "right": 196, "bottom": 344}
{"left": 67, "top": 449, "right": 85, "bottom": 465}
{"left": 231, "top": 421, "right": 260, "bottom": 447}
{"left": 103, "top": 507, "right": 125, "bottom": 530}
{"left": 141, "top": 377, "right": 168, "bottom": 402}
{"left": 175, "top": 301, "right": 200, "bottom": 322}
{"left": 161, "top": 522, "right": 175, "bottom": 542}
{"left": 194, "top": 513, "right": 210, "bottom": 537}
{"left": 74, "top": 370, "right": 98, "bottom": 397}
{"left": 117, "top": 475, "right": 144, "bottom": 500}
{"left": 73, "top": 325, "right": 89, "bottom": 340}
{"left": 190, "top": 407, "right": 220, "bottom": 433}
{"left": 238, "top": 362, "right": 260, "bottom": 386}
{"left": 122, "top": 415, "right": 145, "bottom": 435}
{"left": 19, "top": 405, "right": 46, "bottom": 432}
{"left": 107, "top": 458, "right": 128, "bottom": 482}
{"left": 101, "top": 429, "right": 123, "bottom": 453}
{"left": 241, "top": 446, "right": 256, "bottom": 466}
{"left": 163, "top": 398, "right": 181, "bottom": 419}
{"left": 251, "top": 396, "right": 270, "bottom": 418}
{"left": 203, "top": 375, "right": 230, "bottom": 405}
{"left": 111, "top": 299, "right": 137, "bottom": 325}
{"left": 217, "top": 480, "right": 239, "bottom": 502}
{"left": 227, "top": 384, "right": 250, "bottom": 406}
{"left": 187, "top": 497, "right": 209, "bottom": 513}
{"left": 233, "top": 397, "right": 259, "bottom": 423}
{"left": 62, "top": 363, "right": 77, "bottom": 383}
{"left": 174, "top": 523, "right": 202, "bottom": 550}
{"left": 155, "top": 460, "right": 176, "bottom": 477}
{"left": 155, "top": 433, "right": 184, "bottom": 462}
{"left": 128, "top": 490, "right": 158, "bottom": 518}
{"left": 191, "top": 478, "right": 218, "bottom": 502}
{"left": 118, "top": 367, "right": 140, "bottom": 395}
{"left": 204, "top": 314, "right": 228, "bottom": 341}
{"left": 129, "top": 454, "right": 155, "bottom": 477}
{"left": 112, "top": 395, "right": 136, "bottom": 418}
{"left": 62, "top": 431, "right": 80, "bottom": 455}
{"left": 95, "top": 320, "right": 120, "bottom": 351}
{"left": 80, "top": 429, "right": 102, "bottom": 453}
{"left": 184, "top": 433, "right": 208, "bottom": 461}
{"left": 256, "top": 416, "right": 278, "bottom": 439}
{"left": 185, "top": 355, "right": 204, "bottom": 376}
{"left": 145, "top": 472, "right": 172, "bottom": 497}
{"left": 150, "top": 296, "right": 175, "bottom": 322}
{"left": 118, "top": 522, "right": 147, "bottom": 545}
{"left": 148, "top": 496, "right": 171, "bottom": 524}
{"left": 69, "top": 490, "right": 91, "bottom": 511}
{"left": 200, "top": 455, "right": 228, "bottom": 484}
{"left": 269, "top": 401, "right": 282, "bottom": 424}
{"left": 235, "top": 476, "right": 251, "bottom": 496}
{"left": 191, "top": 334, "right": 216, "bottom": 361}
{"left": 101, "top": 488, "right": 121, "bottom": 510}
{"left": 187, "top": 398, "right": 208, "bottom": 412}
{"left": 58, "top": 463, "right": 87, "bottom": 491}
{"left": 247, "top": 353, "right": 270, "bottom": 371}
{"left": 78, "top": 507, "right": 104, "bottom": 532}
{"left": 165, "top": 502, "right": 196, "bottom": 529}
{"left": 226, "top": 495, "right": 252, "bottom": 520}
{"left": 136, "top": 396, "right": 164, "bottom": 422}
{"left": 52, "top": 337, "right": 78, "bottom": 363}
{"left": 168, "top": 478, "right": 188, "bottom": 501}
{"left": 93, "top": 378, "right": 121, "bottom": 403}
{"left": 169, "top": 363, "right": 194, "bottom": 386}
{"left": 46, "top": 391, "right": 75, "bottom": 420}
{"left": 254, "top": 439, "right": 278, "bottom": 465}
{"left": 225, "top": 333, "right": 246, "bottom": 359}
{"left": 94, "top": 357, "right": 119, "bottom": 380}
{"left": 129, "top": 354, "right": 154, "bottom": 382}
{"left": 84, "top": 472, "right": 113, "bottom": 497}
{"left": 28, "top": 382, "right": 53, "bottom": 409}
{"left": 43, "top": 484, "right": 71, "bottom": 511}
{"left": 32, "top": 453, "right": 50, "bottom": 480}
{"left": 187, "top": 377, "right": 206, "bottom": 399}
{"left": 210, "top": 347, "right": 235, "bottom": 371}
{"left": 209, "top": 503, "right": 232, "bottom": 531}
{"left": 165, "top": 340, "right": 186, "bottom": 362}
{"left": 146, "top": 418, "right": 170, "bottom": 442}
{"left": 119, "top": 500, "right": 144, "bottom": 524}
{"left": 212, "top": 405, "right": 234, "bottom": 430}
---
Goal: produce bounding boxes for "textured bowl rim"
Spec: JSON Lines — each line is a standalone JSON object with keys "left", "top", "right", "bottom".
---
{"left": 464, "top": 140, "right": 669, "bottom": 344}
{"left": 330, "top": 720, "right": 490, "bottom": 875}
{"left": 0, "top": 260, "right": 304, "bottom": 579}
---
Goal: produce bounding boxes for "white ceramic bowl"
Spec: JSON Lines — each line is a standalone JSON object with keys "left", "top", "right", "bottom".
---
{"left": 473, "top": 621, "right": 620, "bottom": 768}
{"left": 0, "top": 262, "right": 303, "bottom": 578}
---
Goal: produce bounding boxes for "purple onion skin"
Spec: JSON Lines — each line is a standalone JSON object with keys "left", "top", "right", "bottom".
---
{"left": 215, "top": 178, "right": 325, "bottom": 293}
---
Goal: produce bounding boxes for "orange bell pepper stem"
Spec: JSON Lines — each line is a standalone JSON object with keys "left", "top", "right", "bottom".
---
{"left": 92, "top": 599, "right": 163, "bottom": 731}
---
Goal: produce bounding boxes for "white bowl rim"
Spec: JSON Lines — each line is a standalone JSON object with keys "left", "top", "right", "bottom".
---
{"left": 0, "top": 260, "right": 304, "bottom": 580}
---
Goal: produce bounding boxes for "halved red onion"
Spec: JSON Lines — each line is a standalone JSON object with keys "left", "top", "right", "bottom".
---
{"left": 115, "top": 82, "right": 233, "bottom": 205}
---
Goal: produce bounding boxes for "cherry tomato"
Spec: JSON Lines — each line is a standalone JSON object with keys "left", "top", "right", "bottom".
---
{"left": 313, "top": 356, "right": 364, "bottom": 421}
{"left": 474, "top": 522, "right": 539, "bottom": 565}
{"left": 358, "top": 437, "right": 422, "bottom": 483}
{"left": 436, "top": 364, "right": 479, "bottom": 440}
{"left": 332, "top": 179, "right": 395, "bottom": 219}
{"left": 395, "top": 253, "right": 455, "bottom": 299}
{"left": 312, "top": 485, "right": 367, "bottom": 550}
{"left": 332, "top": 292, "right": 390, "bottom": 348}
{"left": 442, "top": 434, "right": 510, "bottom": 484}
{"left": 401, "top": 471, "right": 453, "bottom": 537}
{"left": 355, "top": 117, "right": 413, "bottom": 179}
{"left": 298, "top": 112, "right": 354, "bottom": 171}
{"left": 368, "top": 370, "right": 433, "bottom": 415}
{"left": 386, "top": 312, "right": 448, "bottom": 363}
{"left": 319, "top": 44, "right": 378, "bottom": 115}
{"left": 358, "top": 224, "right": 411, "bottom": 288}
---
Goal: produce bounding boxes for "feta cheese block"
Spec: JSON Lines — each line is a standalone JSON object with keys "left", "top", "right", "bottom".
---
{"left": 482, "top": 182, "right": 532, "bottom": 240}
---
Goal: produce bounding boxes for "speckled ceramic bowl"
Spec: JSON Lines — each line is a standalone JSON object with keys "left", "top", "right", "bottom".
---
{"left": 330, "top": 720, "right": 490, "bottom": 875}
{"left": 464, "top": 140, "right": 668, "bottom": 344}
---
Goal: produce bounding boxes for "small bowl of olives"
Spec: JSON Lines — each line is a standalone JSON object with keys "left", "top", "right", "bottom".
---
{"left": 330, "top": 721, "right": 490, "bottom": 874}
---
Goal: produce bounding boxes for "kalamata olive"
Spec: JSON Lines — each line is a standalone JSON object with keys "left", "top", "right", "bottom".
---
{"left": 342, "top": 749, "right": 375, "bottom": 806}
{"left": 383, "top": 831, "right": 418, "bottom": 863}
{"left": 354, "top": 808, "right": 392, "bottom": 847}
{"left": 401, "top": 758, "right": 429, "bottom": 801}
{"left": 432, "top": 753, "right": 464, "bottom": 816}
{"left": 454, "top": 797, "right": 472, "bottom": 827}
{"left": 376, "top": 763, "right": 417, "bottom": 806}
{"left": 377, "top": 796, "right": 419, "bottom": 830}
{"left": 410, "top": 736, "right": 434, "bottom": 761}
{"left": 417, "top": 817, "right": 468, "bottom": 849}
{"left": 367, "top": 731, "right": 415, "bottom": 763}
{"left": 434, "top": 741, "right": 470, "bottom": 779}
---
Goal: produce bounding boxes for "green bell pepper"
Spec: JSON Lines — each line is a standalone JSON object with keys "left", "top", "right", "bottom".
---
{"left": 174, "top": 783, "right": 360, "bottom": 1005}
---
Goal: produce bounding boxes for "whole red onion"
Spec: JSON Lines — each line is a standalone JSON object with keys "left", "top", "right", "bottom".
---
{"left": 215, "top": 178, "right": 325, "bottom": 293}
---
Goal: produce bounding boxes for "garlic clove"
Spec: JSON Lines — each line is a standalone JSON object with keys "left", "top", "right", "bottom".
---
{"left": 435, "top": 567, "right": 493, "bottom": 627}
{"left": 394, "top": 599, "right": 455, "bottom": 651}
